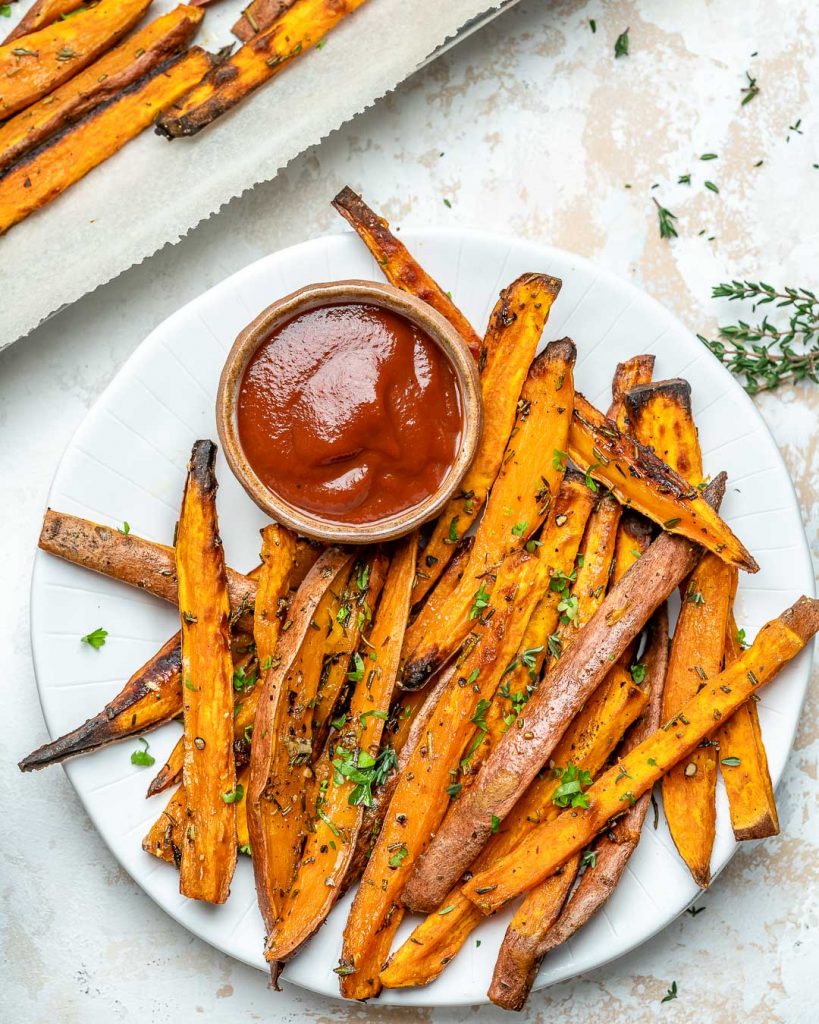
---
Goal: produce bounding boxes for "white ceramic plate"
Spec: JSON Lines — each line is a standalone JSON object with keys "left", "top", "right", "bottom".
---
{"left": 30, "top": 229, "right": 815, "bottom": 1007}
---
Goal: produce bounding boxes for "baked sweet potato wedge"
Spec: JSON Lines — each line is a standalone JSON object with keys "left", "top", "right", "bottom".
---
{"left": 20, "top": 631, "right": 184, "bottom": 771}
{"left": 0, "top": 5, "right": 205, "bottom": 173}
{"left": 464, "top": 595, "right": 819, "bottom": 913}
{"left": 0, "top": 0, "right": 153, "bottom": 118}
{"left": 487, "top": 606, "right": 669, "bottom": 1009}
{"left": 569, "top": 394, "right": 756, "bottom": 572}
{"left": 0, "top": 46, "right": 220, "bottom": 234}
{"left": 624, "top": 379, "right": 704, "bottom": 485}
{"left": 4, "top": 0, "right": 87, "bottom": 44}
{"left": 266, "top": 533, "right": 416, "bottom": 964}
{"left": 662, "top": 552, "right": 736, "bottom": 887}
{"left": 247, "top": 547, "right": 355, "bottom": 943}
{"left": 339, "top": 549, "right": 551, "bottom": 1000}
{"left": 401, "top": 337, "right": 576, "bottom": 690}
{"left": 176, "top": 441, "right": 237, "bottom": 904}
{"left": 331, "top": 186, "right": 483, "bottom": 360}
{"left": 716, "top": 617, "right": 779, "bottom": 840}
{"left": 400, "top": 475, "right": 727, "bottom": 914}
{"left": 157, "top": 0, "right": 367, "bottom": 138}
{"left": 38, "top": 509, "right": 257, "bottom": 631}
{"left": 608, "top": 354, "right": 656, "bottom": 428}
{"left": 410, "top": 275, "right": 563, "bottom": 605}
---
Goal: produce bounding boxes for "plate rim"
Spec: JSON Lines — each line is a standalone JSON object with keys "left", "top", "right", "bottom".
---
{"left": 29, "top": 225, "right": 816, "bottom": 1008}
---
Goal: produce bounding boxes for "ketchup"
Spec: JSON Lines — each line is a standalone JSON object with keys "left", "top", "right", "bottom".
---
{"left": 236, "top": 302, "right": 463, "bottom": 525}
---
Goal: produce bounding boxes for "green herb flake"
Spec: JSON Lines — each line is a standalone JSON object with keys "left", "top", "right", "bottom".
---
{"left": 720, "top": 756, "right": 741, "bottom": 767}
{"left": 661, "top": 980, "right": 678, "bottom": 1004}
{"left": 388, "top": 843, "right": 408, "bottom": 868}
{"left": 130, "top": 737, "right": 155, "bottom": 767}
{"left": 581, "top": 848, "right": 597, "bottom": 869}
{"left": 491, "top": 815, "right": 500, "bottom": 834}
{"left": 118, "top": 521, "right": 131, "bottom": 535}
{"left": 630, "top": 663, "right": 647, "bottom": 684}
{"left": 552, "top": 762, "right": 593, "bottom": 809}
{"left": 469, "top": 583, "right": 491, "bottom": 620}
{"left": 347, "top": 651, "right": 365, "bottom": 683}
{"left": 81, "top": 627, "right": 108, "bottom": 650}
{"left": 222, "top": 783, "right": 245, "bottom": 804}
{"left": 614, "top": 28, "right": 629, "bottom": 58}
{"left": 653, "top": 198, "right": 678, "bottom": 239}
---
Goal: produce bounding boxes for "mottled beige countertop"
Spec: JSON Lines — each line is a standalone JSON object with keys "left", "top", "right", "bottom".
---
{"left": 1, "top": 1, "right": 816, "bottom": 1021}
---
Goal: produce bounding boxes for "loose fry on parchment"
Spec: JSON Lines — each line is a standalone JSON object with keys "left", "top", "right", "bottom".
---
{"left": 487, "top": 607, "right": 669, "bottom": 1009}
{"left": 662, "top": 552, "right": 736, "bottom": 887}
{"left": 400, "top": 475, "right": 726, "bottom": 914}
{"left": 4, "top": 0, "right": 87, "bottom": 44}
{"left": 464, "top": 596, "right": 819, "bottom": 914}
{"left": 157, "top": 0, "right": 368, "bottom": 138}
{"left": 716, "top": 616, "right": 779, "bottom": 840}
{"left": 331, "top": 186, "right": 483, "bottom": 359}
{"left": 176, "top": 441, "right": 236, "bottom": 903}
{"left": 0, "top": 47, "right": 220, "bottom": 234}
{"left": 401, "top": 337, "right": 576, "bottom": 690}
{"left": 409, "top": 277, "right": 563, "bottom": 606}
{"left": 267, "top": 533, "right": 417, "bottom": 964}
{"left": 339, "top": 549, "right": 552, "bottom": 1000}
{"left": 0, "top": 5, "right": 205, "bottom": 173}
{"left": 0, "top": 0, "right": 152, "bottom": 118}
{"left": 569, "top": 394, "right": 756, "bottom": 572}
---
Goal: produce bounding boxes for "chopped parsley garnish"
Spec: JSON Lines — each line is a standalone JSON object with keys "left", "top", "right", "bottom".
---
{"left": 222, "top": 783, "right": 245, "bottom": 804}
{"left": 347, "top": 651, "right": 365, "bottom": 682}
{"left": 81, "top": 627, "right": 108, "bottom": 650}
{"left": 491, "top": 815, "right": 500, "bottom": 834}
{"left": 511, "top": 520, "right": 528, "bottom": 537}
{"left": 233, "top": 665, "right": 258, "bottom": 692}
{"left": 581, "top": 848, "right": 597, "bottom": 869}
{"left": 333, "top": 746, "right": 397, "bottom": 807}
{"left": 552, "top": 449, "right": 568, "bottom": 471}
{"left": 552, "top": 763, "right": 593, "bottom": 809}
{"left": 388, "top": 843, "right": 408, "bottom": 868}
{"left": 469, "top": 583, "right": 491, "bottom": 620}
{"left": 118, "top": 521, "right": 131, "bottom": 535}
{"left": 630, "top": 662, "right": 647, "bottom": 684}
{"left": 130, "top": 737, "right": 155, "bottom": 767}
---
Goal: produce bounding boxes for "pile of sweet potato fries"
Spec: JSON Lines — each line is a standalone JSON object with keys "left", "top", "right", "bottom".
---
{"left": 21, "top": 188, "right": 817, "bottom": 1010}
{"left": 0, "top": 0, "right": 366, "bottom": 232}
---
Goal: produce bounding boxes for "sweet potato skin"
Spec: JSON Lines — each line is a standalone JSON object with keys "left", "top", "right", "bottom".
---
{"left": 38, "top": 509, "right": 257, "bottom": 632}
{"left": 232, "top": 0, "right": 297, "bottom": 43}
{"left": 267, "top": 534, "right": 416, "bottom": 963}
{"left": 400, "top": 475, "right": 727, "bottom": 914}
{"left": 408, "top": 275, "right": 563, "bottom": 605}
{"left": 401, "top": 337, "right": 575, "bottom": 690}
{"left": 0, "top": 47, "right": 219, "bottom": 234}
{"left": 0, "top": 0, "right": 153, "bottom": 118}
{"left": 157, "top": 0, "right": 368, "bottom": 138}
{"left": 176, "top": 441, "right": 237, "bottom": 904}
{"left": 0, "top": 5, "right": 205, "bottom": 174}
{"left": 463, "top": 596, "right": 819, "bottom": 913}
{"left": 4, "top": 0, "right": 87, "bottom": 44}
{"left": 569, "top": 394, "right": 756, "bottom": 572}
{"left": 332, "top": 186, "right": 483, "bottom": 360}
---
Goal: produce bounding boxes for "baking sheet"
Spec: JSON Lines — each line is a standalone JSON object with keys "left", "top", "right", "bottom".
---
{"left": 1, "top": 0, "right": 510, "bottom": 350}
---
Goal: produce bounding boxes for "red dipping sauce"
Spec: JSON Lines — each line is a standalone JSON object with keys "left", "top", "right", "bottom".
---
{"left": 236, "top": 302, "right": 464, "bottom": 525}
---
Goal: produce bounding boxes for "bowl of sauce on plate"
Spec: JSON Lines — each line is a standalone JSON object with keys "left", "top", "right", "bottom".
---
{"left": 216, "top": 280, "right": 482, "bottom": 543}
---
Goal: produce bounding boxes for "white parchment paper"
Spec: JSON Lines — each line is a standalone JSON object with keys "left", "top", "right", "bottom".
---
{"left": 1, "top": 0, "right": 504, "bottom": 349}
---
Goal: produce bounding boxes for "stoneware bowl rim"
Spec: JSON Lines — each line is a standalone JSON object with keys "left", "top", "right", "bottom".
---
{"left": 215, "top": 278, "right": 483, "bottom": 544}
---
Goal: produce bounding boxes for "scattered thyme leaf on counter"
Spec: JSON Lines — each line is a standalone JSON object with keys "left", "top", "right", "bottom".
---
{"left": 699, "top": 280, "right": 819, "bottom": 392}
{"left": 704, "top": 180, "right": 720, "bottom": 193}
{"left": 589, "top": 18, "right": 596, "bottom": 33}
{"left": 81, "top": 627, "right": 108, "bottom": 650}
{"left": 678, "top": 173, "right": 691, "bottom": 185}
{"left": 662, "top": 981, "right": 678, "bottom": 1003}
{"left": 686, "top": 904, "right": 706, "bottom": 916}
{"left": 614, "top": 28, "right": 629, "bottom": 58}
{"left": 741, "top": 70, "right": 759, "bottom": 105}
{"left": 653, "top": 198, "right": 678, "bottom": 239}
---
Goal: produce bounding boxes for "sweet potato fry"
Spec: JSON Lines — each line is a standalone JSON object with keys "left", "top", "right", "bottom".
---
{"left": 662, "top": 552, "right": 736, "bottom": 887}
{"left": 400, "top": 475, "right": 726, "bottom": 914}
{"left": 0, "top": 0, "right": 153, "bottom": 118}
{"left": 464, "top": 595, "right": 819, "bottom": 914}
{"left": 143, "top": 781, "right": 187, "bottom": 865}
{"left": 4, "top": 0, "right": 87, "bottom": 44}
{"left": 176, "top": 441, "right": 237, "bottom": 904}
{"left": 38, "top": 510, "right": 257, "bottom": 630}
{"left": 247, "top": 548, "right": 357, "bottom": 942}
{"left": 156, "top": 0, "right": 367, "bottom": 138}
{"left": 0, "top": 46, "right": 219, "bottom": 234}
{"left": 339, "top": 550, "right": 551, "bottom": 1000}
{"left": 569, "top": 394, "right": 756, "bottom": 572}
{"left": 487, "top": 606, "right": 669, "bottom": 1009}
{"left": 331, "top": 186, "right": 483, "bottom": 360}
{"left": 608, "top": 354, "right": 656, "bottom": 428}
{"left": 0, "top": 5, "right": 205, "bottom": 173}
{"left": 410, "top": 277, "right": 563, "bottom": 606}
{"left": 716, "top": 617, "right": 779, "bottom": 839}
{"left": 266, "top": 533, "right": 417, "bottom": 963}
{"left": 401, "top": 338, "right": 576, "bottom": 690}
{"left": 232, "top": 0, "right": 296, "bottom": 43}
{"left": 19, "top": 631, "right": 184, "bottom": 771}
{"left": 624, "top": 379, "right": 704, "bottom": 485}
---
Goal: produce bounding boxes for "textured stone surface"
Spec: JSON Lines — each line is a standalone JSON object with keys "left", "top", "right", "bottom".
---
{"left": 1, "top": 1, "right": 817, "bottom": 1021}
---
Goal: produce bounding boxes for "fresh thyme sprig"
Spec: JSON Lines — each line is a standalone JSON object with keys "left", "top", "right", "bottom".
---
{"left": 699, "top": 280, "right": 819, "bottom": 393}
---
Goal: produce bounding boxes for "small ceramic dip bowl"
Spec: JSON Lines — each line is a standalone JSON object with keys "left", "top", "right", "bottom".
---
{"left": 216, "top": 279, "right": 482, "bottom": 544}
